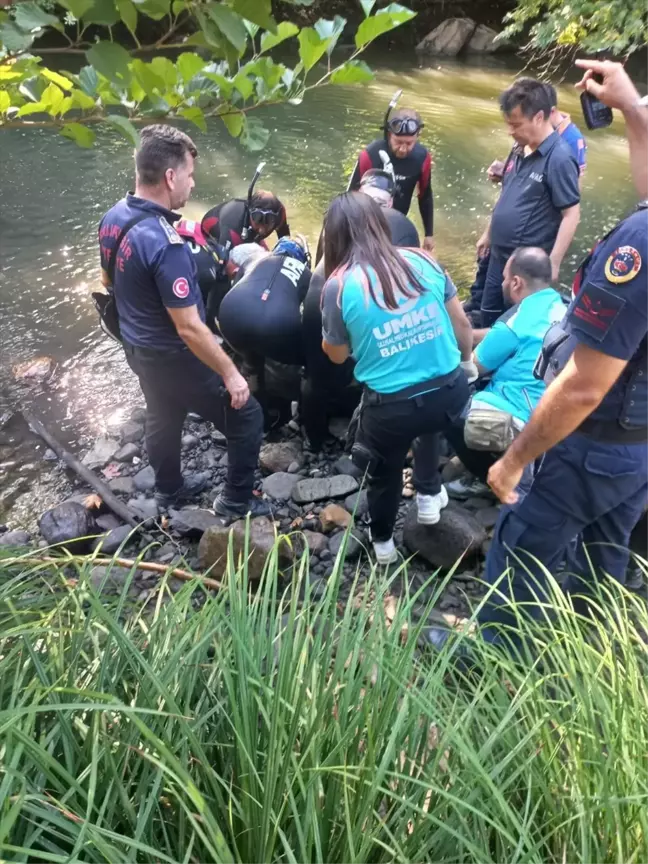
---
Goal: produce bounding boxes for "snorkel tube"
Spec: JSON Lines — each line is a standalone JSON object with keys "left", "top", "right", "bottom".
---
{"left": 383, "top": 88, "right": 403, "bottom": 138}
{"left": 241, "top": 161, "right": 266, "bottom": 241}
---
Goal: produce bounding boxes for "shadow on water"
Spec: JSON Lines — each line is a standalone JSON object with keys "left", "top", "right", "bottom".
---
{"left": 0, "top": 52, "right": 637, "bottom": 526}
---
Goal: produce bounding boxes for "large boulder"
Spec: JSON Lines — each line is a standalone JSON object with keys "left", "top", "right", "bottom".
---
{"left": 259, "top": 441, "right": 303, "bottom": 474}
{"left": 293, "top": 475, "right": 358, "bottom": 504}
{"left": 198, "top": 516, "right": 293, "bottom": 579}
{"left": 402, "top": 502, "right": 486, "bottom": 569}
{"left": 416, "top": 18, "right": 477, "bottom": 56}
{"left": 465, "top": 23, "right": 499, "bottom": 53}
{"left": 39, "top": 502, "right": 98, "bottom": 551}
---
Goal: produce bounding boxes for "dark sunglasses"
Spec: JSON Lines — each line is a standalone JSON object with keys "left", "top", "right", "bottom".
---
{"left": 250, "top": 207, "right": 281, "bottom": 227}
{"left": 387, "top": 117, "right": 423, "bottom": 136}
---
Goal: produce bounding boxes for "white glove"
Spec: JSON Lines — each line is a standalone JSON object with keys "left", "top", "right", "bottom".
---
{"left": 461, "top": 360, "right": 479, "bottom": 384}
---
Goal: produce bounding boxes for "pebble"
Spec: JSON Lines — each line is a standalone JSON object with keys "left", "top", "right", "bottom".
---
{"left": 120, "top": 421, "right": 144, "bottom": 444}
{"left": 93, "top": 525, "right": 134, "bottom": 555}
{"left": 344, "top": 490, "right": 369, "bottom": 517}
{"left": 0, "top": 530, "right": 31, "bottom": 547}
{"left": 333, "top": 456, "right": 361, "bottom": 477}
{"left": 43, "top": 448, "right": 58, "bottom": 461}
{"left": 133, "top": 465, "right": 156, "bottom": 493}
{"left": 211, "top": 429, "right": 227, "bottom": 446}
{"left": 182, "top": 434, "right": 199, "bottom": 450}
{"left": 82, "top": 437, "right": 120, "bottom": 470}
{"left": 287, "top": 461, "right": 300, "bottom": 474}
{"left": 108, "top": 476, "right": 135, "bottom": 496}
{"left": 114, "top": 443, "right": 140, "bottom": 463}
{"left": 328, "top": 530, "right": 363, "bottom": 561}
{"left": 95, "top": 513, "right": 121, "bottom": 532}
{"left": 127, "top": 497, "right": 159, "bottom": 523}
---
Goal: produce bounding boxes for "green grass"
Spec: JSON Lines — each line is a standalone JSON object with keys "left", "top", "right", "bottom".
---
{"left": 0, "top": 534, "right": 646, "bottom": 864}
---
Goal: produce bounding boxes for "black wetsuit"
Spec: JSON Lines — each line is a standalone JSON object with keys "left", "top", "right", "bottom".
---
{"left": 348, "top": 138, "right": 434, "bottom": 236}
{"left": 175, "top": 220, "right": 230, "bottom": 327}
{"left": 202, "top": 198, "right": 290, "bottom": 249}
{"left": 314, "top": 207, "right": 419, "bottom": 265}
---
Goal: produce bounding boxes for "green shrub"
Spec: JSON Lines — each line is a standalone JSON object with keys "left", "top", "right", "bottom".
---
{"left": 0, "top": 536, "right": 646, "bottom": 863}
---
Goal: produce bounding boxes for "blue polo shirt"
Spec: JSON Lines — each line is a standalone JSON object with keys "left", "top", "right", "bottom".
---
{"left": 490, "top": 131, "right": 580, "bottom": 254}
{"left": 565, "top": 208, "right": 647, "bottom": 426}
{"left": 475, "top": 287, "right": 567, "bottom": 423}
{"left": 98, "top": 194, "right": 205, "bottom": 351}
{"left": 322, "top": 249, "right": 459, "bottom": 394}
{"left": 559, "top": 117, "right": 587, "bottom": 175}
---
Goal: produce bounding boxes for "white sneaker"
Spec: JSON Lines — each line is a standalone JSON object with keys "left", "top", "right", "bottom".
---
{"left": 416, "top": 486, "right": 449, "bottom": 525}
{"left": 373, "top": 537, "right": 398, "bottom": 565}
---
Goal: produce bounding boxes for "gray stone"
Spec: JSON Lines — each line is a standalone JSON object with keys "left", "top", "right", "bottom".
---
{"left": 82, "top": 437, "right": 120, "bottom": 470}
{"left": 328, "top": 530, "right": 363, "bottom": 561}
{"left": 198, "top": 516, "right": 293, "bottom": 579}
{"left": 169, "top": 507, "right": 221, "bottom": 538}
{"left": 120, "top": 421, "right": 144, "bottom": 444}
{"left": 416, "top": 17, "right": 477, "bottom": 56}
{"left": 39, "top": 502, "right": 97, "bottom": 551}
{"left": 211, "top": 429, "right": 227, "bottom": 446}
{"left": 344, "top": 489, "right": 369, "bottom": 517}
{"left": 293, "top": 475, "right": 359, "bottom": 504}
{"left": 299, "top": 530, "right": 329, "bottom": 556}
{"left": 114, "top": 442, "right": 140, "bottom": 463}
{"left": 0, "top": 529, "right": 31, "bottom": 547}
{"left": 43, "top": 448, "right": 58, "bottom": 461}
{"left": 127, "top": 497, "right": 159, "bottom": 523}
{"left": 463, "top": 496, "right": 492, "bottom": 511}
{"left": 90, "top": 564, "right": 129, "bottom": 592}
{"left": 333, "top": 456, "right": 362, "bottom": 478}
{"left": 403, "top": 502, "right": 486, "bottom": 569}
{"left": 259, "top": 441, "right": 303, "bottom": 474}
{"left": 130, "top": 407, "right": 147, "bottom": 424}
{"left": 262, "top": 472, "right": 299, "bottom": 500}
{"left": 219, "top": 453, "right": 229, "bottom": 467}
{"left": 95, "top": 513, "right": 122, "bottom": 532}
{"left": 93, "top": 525, "right": 134, "bottom": 555}
{"left": 287, "top": 461, "right": 300, "bottom": 474}
{"left": 465, "top": 23, "right": 499, "bottom": 53}
{"left": 154, "top": 541, "right": 178, "bottom": 564}
{"left": 181, "top": 434, "right": 199, "bottom": 450}
{"left": 133, "top": 465, "right": 156, "bottom": 493}
{"left": 108, "top": 476, "right": 135, "bottom": 496}
{"left": 475, "top": 507, "right": 500, "bottom": 530}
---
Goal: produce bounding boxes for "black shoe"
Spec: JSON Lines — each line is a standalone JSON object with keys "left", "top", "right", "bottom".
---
{"left": 213, "top": 494, "right": 272, "bottom": 521}
{"left": 155, "top": 473, "right": 210, "bottom": 508}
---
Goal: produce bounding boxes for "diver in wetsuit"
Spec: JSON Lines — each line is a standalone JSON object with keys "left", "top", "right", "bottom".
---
{"left": 202, "top": 191, "right": 290, "bottom": 250}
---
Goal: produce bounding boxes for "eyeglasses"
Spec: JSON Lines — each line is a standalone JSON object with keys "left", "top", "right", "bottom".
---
{"left": 250, "top": 207, "right": 281, "bottom": 227}
{"left": 387, "top": 117, "right": 423, "bottom": 136}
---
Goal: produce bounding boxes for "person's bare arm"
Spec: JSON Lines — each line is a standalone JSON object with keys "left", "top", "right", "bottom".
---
{"left": 445, "top": 295, "right": 472, "bottom": 361}
{"left": 472, "top": 327, "right": 489, "bottom": 346}
{"left": 550, "top": 204, "right": 580, "bottom": 282}
{"left": 166, "top": 305, "right": 250, "bottom": 409}
{"left": 322, "top": 341, "right": 350, "bottom": 364}
{"left": 476, "top": 219, "right": 491, "bottom": 258}
{"left": 487, "top": 343, "right": 628, "bottom": 503}
{"left": 100, "top": 268, "right": 111, "bottom": 288}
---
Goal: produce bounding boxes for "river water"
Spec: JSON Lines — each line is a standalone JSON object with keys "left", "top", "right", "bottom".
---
{"left": 0, "top": 53, "right": 638, "bottom": 525}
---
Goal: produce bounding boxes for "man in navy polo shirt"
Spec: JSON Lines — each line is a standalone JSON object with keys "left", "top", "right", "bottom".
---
{"left": 476, "top": 78, "right": 581, "bottom": 327}
{"left": 98, "top": 124, "right": 268, "bottom": 518}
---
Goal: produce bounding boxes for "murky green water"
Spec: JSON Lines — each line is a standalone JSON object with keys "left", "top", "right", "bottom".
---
{"left": 0, "top": 52, "right": 637, "bottom": 522}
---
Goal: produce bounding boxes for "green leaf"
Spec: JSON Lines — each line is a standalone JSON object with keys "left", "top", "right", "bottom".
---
{"left": 61, "top": 122, "right": 96, "bottom": 147}
{"left": 131, "top": 58, "right": 166, "bottom": 93}
{"left": 241, "top": 115, "right": 270, "bottom": 151}
{"left": 171, "top": 0, "right": 185, "bottom": 12}
{"left": 314, "top": 15, "right": 346, "bottom": 54}
{"left": 176, "top": 52, "right": 206, "bottom": 83}
{"left": 355, "top": 6, "right": 416, "bottom": 48}
{"left": 150, "top": 56, "right": 178, "bottom": 88}
{"left": 41, "top": 82, "right": 64, "bottom": 114}
{"left": 360, "top": 0, "right": 376, "bottom": 16}
{"left": 233, "top": 71, "right": 253, "bottom": 100}
{"left": 330, "top": 59, "right": 374, "bottom": 85}
{"left": 14, "top": 2, "right": 63, "bottom": 32}
{"left": 105, "top": 114, "right": 140, "bottom": 146}
{"left": 86, "top": 41, "right": 132, "bottom": 87}
{"left": 0, "top": 91, "right": 10, "bottom": 113}
{"left": 297, "top": 27, "right": 330, "bottom": 71}
{"left": 116, "top": 0, "right": 138, "bottom": 35}
{"left": 202, "top": 70, "right": 233, "bottom": 99}
{"left": 83, "top": 0, "right": 120, "bottom": 25}
{"left": 41, "top": 69, "right": 74, "bottom": 91}
{"left": 259, "top": 20, "right": 298, "bottom": 53}
{"left": 280, "top": 0, "right": 313, "bottom": 4}
{"left": 178, "top": 106, "right": 206, "bottom": 131}
{"left": 132, "top": 0, "right": 170, "bottom": 19}
{"left": 0, "top": 21, "right": 35, "bottom": 52}
{"left": 218, "top": 105, "right": 244, "bottom": 136}
{"left": 231, "top": 0, "right": 276, "bottom": 32}
{"left": 206, "top": 2, "right": 249, "bottom": 52}
{"left": 79, "top": 65, "right": 99, "bottom": 95}
{"left": 59, "top": 0, "right": 94, "bottom": 18}
{"left": 72, "top": 88, "right": 96, "bottom": 109}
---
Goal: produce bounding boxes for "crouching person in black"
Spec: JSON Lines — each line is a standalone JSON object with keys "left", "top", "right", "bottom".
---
{"left": 98, "top": 124, "right": 269, "bottom": 519}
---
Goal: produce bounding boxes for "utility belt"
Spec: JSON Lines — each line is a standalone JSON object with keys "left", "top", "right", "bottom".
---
{"left": 361, "top": 367, "right": 460, "bottom": 407}
{"left": 123, "top": 341, "right": 189, "bottom": 361}
{"left": 577, "top": 417, "right": 648, "bottom": 444}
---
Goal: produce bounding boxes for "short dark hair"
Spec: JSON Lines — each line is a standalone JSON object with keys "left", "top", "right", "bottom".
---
{"left": 249, "top": 190, "right": 285, "bottom": 226}
{"left": 508, "top": 246, "right": 552, "bottom": 288}
{"left": 544, "top": 82, "right": 557, "bottom": 109}
{"left": 500, "top": 78, "right": 552, "bottom": 120}
{"left": 360, "top": 169, "right": 394, "bottom": 196}
{"left": 136, "top": 124, "right": 197, "bottom": 186}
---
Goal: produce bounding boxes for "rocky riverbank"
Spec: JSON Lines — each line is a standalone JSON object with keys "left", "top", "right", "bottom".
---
{"left": 0, "top": 405, "right": 502, "bottom": 622}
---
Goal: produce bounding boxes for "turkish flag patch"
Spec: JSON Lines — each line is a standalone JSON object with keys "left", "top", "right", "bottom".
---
{"left": 172, "top": 277, "right": 190, "bottom": 299}
{"left": 570, "top": 284, "right": 625, "bottom": 341}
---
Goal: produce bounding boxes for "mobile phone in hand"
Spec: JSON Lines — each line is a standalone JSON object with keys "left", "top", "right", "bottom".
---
{"left": 580, "top": 73, "right": 614, "bottom": 130}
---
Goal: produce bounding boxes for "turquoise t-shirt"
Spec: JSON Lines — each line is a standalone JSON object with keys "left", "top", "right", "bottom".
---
{"left": 474, "top": 287, "right": 567, "bottom": 423}
{"left": 322, "top": 249, "right": 460, "bottom": 394}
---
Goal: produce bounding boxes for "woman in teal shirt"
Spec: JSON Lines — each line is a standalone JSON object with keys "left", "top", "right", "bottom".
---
{"left": 321, "top": 193, "right": 473, "bottom": 564}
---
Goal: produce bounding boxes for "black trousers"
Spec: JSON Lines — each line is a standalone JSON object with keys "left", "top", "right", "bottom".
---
{"left": 480, "top": 247, "right": 509, "bottom": 328}
{"left": 357, "top": 376, "right": 470, "bottom": 542}
{"left": 444, "top": 419, "right": 499, "bottom": 483}
{"left": 123, "top": 343, "right": 263, "bottom": 502}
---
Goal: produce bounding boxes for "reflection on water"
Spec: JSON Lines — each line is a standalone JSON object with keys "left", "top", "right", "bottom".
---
{"left": 0, "top": 54, "right": 636, "bottom": 524}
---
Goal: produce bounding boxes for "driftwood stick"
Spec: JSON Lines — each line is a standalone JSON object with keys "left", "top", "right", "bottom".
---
{"left": 9, "top": 554, "right": 223, "bottom": 591}
{"left": 22, "top": 410, "right": 140, "bottom": 529}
